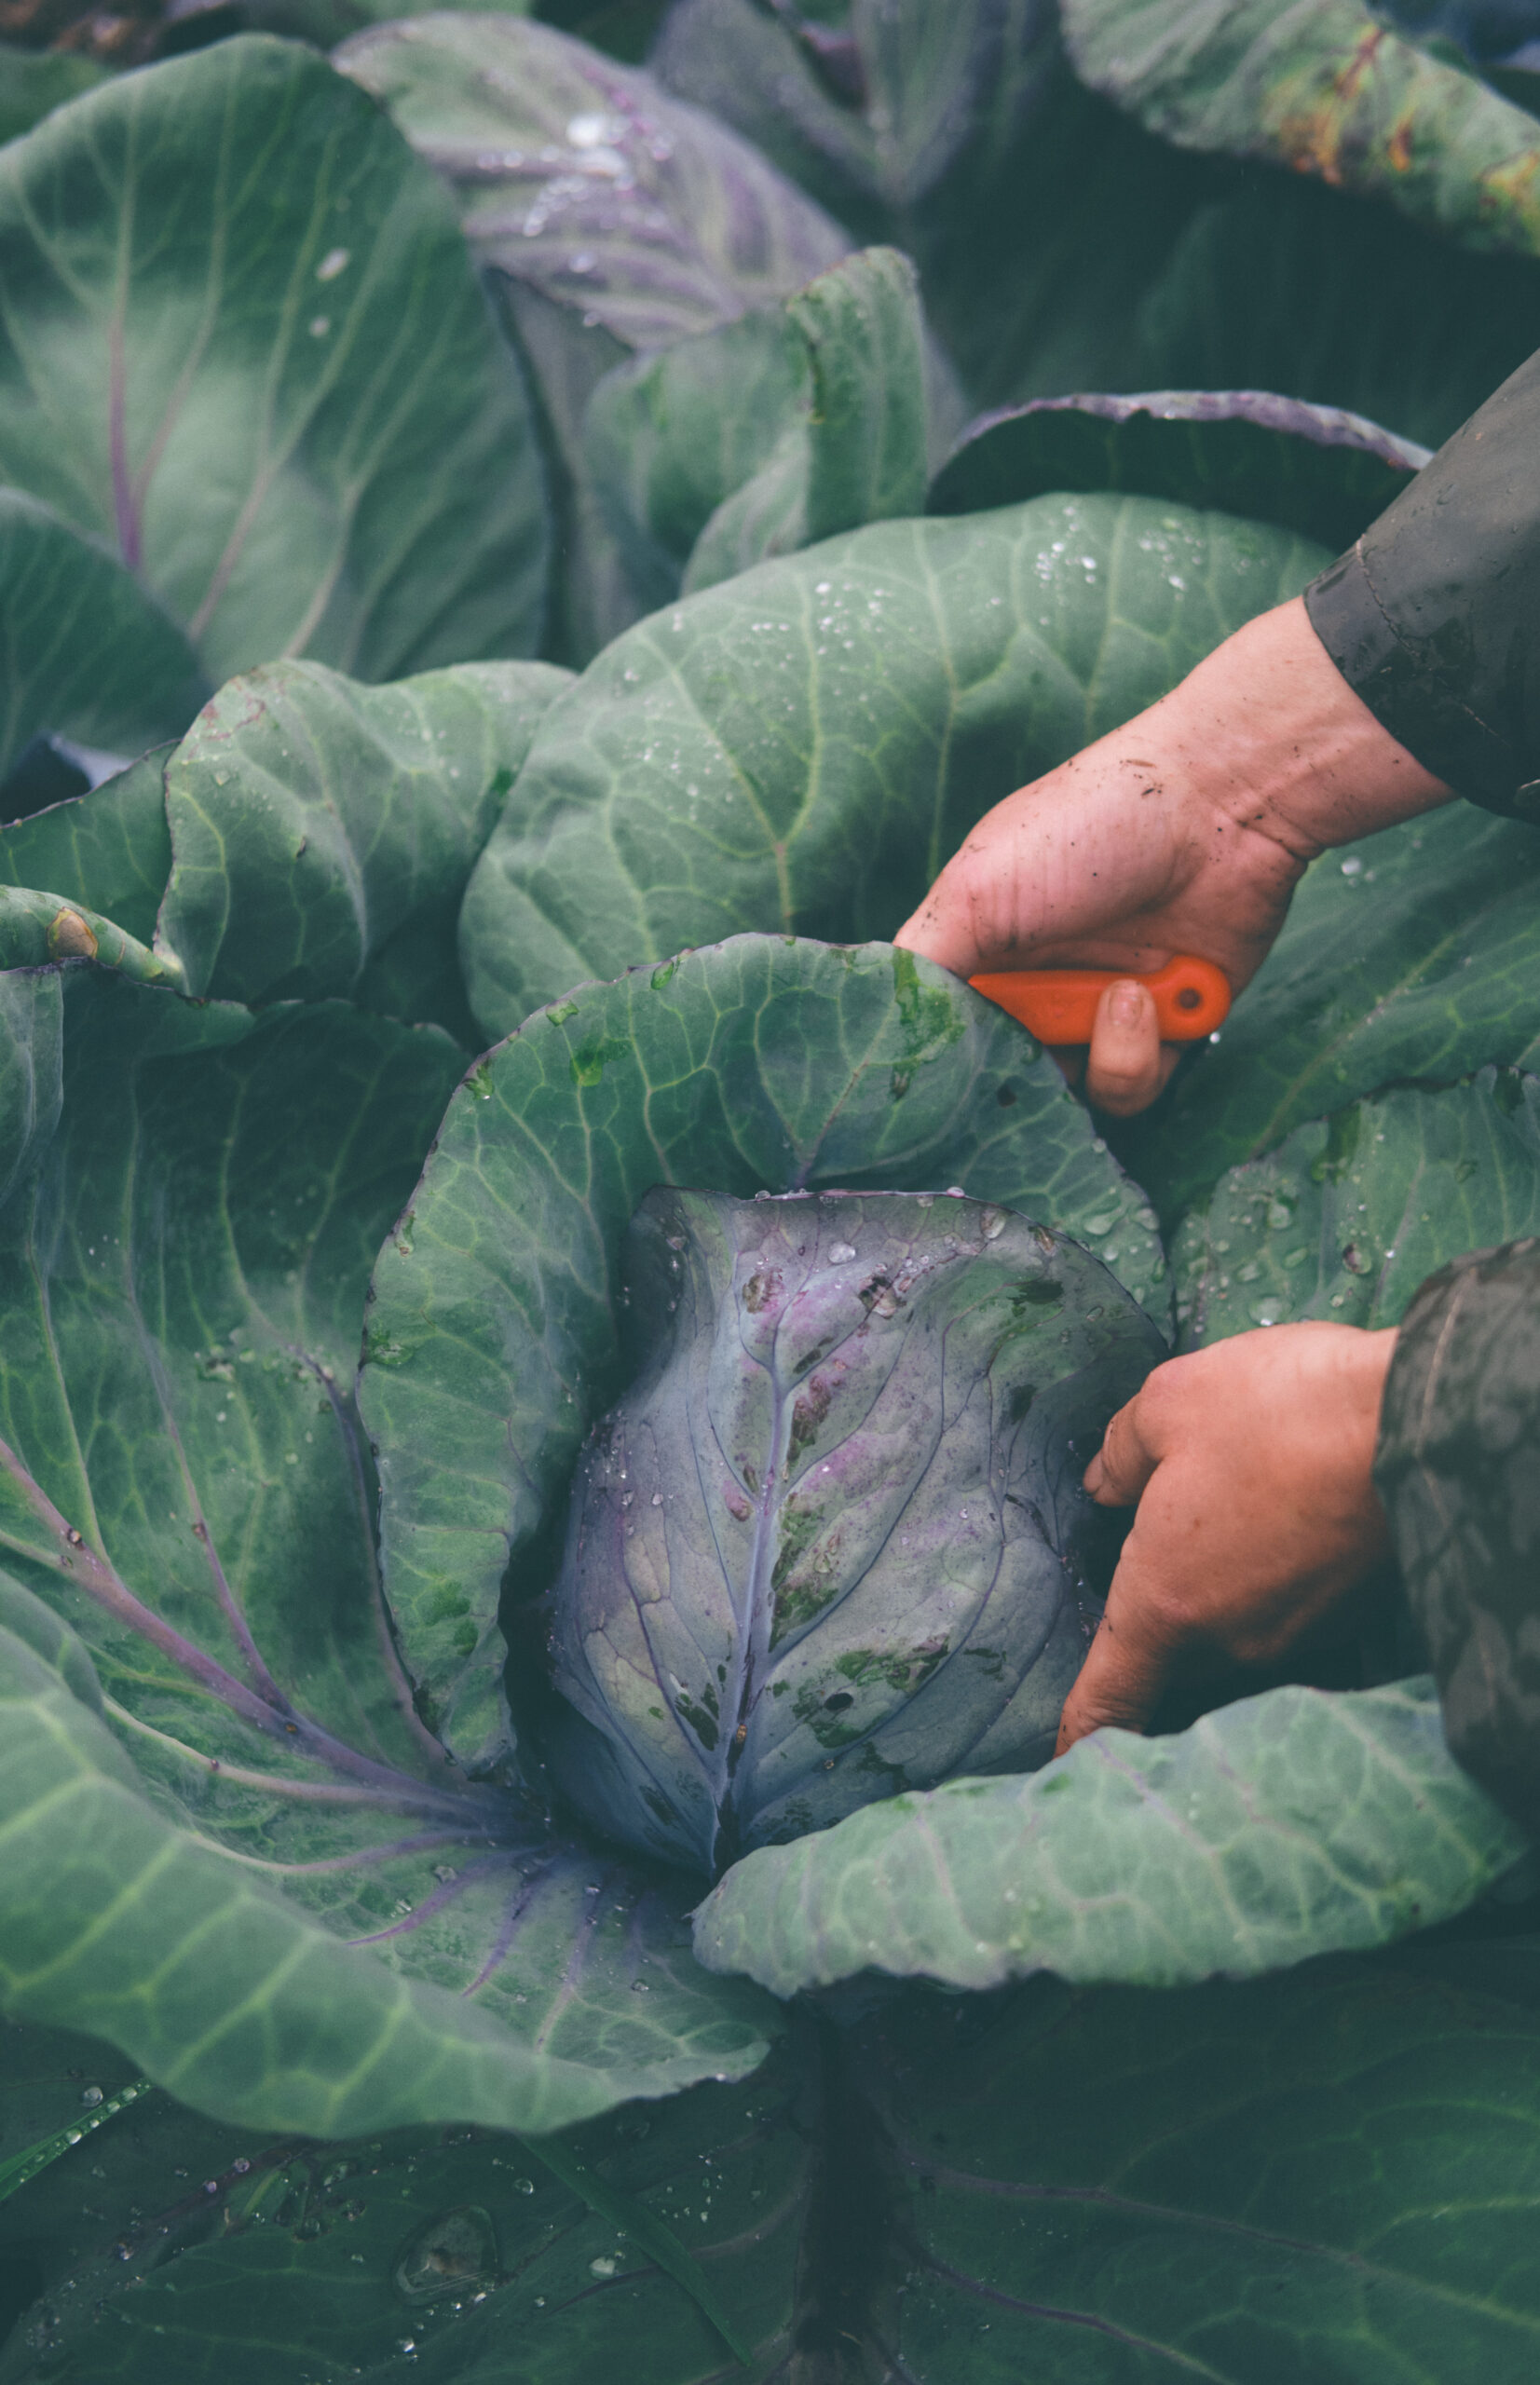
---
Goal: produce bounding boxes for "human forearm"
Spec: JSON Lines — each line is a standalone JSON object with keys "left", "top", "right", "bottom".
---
{"left": 1165, "top": 594, "right": 1451, "bottom": 859}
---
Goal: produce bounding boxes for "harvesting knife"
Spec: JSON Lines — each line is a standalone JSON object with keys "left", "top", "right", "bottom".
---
{"left": 969, "top": 954, "right": 1231, "bottom": 1043}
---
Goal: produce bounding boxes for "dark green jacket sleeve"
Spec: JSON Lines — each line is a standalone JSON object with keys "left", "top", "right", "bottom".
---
{"left": 1305, "top": 348, "right": 1540, "bottom": 822}
{"left": 1374, "top": 1238, "right": 1540, "bottom": 1833}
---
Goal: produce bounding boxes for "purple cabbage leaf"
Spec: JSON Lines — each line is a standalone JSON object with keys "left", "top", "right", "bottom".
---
{"left": 543, "top": 1186, "right": 1163, "bottom": 1874}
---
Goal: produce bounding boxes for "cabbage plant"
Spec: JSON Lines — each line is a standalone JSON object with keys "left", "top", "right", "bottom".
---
{"left": 0, "top": 639, "right": 1531, "bottom": 2379}
{"left": 3, "top": 10, "right": 1540, "bottom": 2381}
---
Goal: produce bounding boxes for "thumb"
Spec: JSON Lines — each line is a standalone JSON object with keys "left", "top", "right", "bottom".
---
{"left": 1055, "top": 1571, "right": 1177, "bottom": 1754}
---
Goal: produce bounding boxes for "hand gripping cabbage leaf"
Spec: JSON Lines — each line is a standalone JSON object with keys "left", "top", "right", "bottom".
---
{"left": 541, "top": 1186, "right": 1164, "bottom": 1874}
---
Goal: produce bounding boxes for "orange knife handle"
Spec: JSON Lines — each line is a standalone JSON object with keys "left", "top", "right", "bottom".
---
{"left": 968, "top": 955, "right": 1231, "bottom": 1044}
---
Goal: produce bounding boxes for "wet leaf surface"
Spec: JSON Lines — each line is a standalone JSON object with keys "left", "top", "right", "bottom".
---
{"left": 1174, "top": 1070, "right": 1540, "bottom": 1344}
{"left": 1114, "top": 804, "right": 1540, "bottom": 1225}
{"left": 1064, "top": 0, "right": 1540, "bottom": 259}
{"left": 695, "top": 1678, "right": 1524, "bottom": 1996}
{"left": 12, "top": 1950, "right": 1540, "bottom": 2381}
{"left": 0, "top": 956, "right": 773, "bottom": 2141}
{"left": 0, "top": 39, "right": 548, "bottom": 685}
{"left": 460, "top": 492, "right": 1328, "bottom": 1040}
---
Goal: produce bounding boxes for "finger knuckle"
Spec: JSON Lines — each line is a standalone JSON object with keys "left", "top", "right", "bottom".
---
{"left": 1130, "top": 1362, "right": 1181, "bottom": 1431}
{"left": 1145, "top": 1347, "right": 1209, "bottom": 1411}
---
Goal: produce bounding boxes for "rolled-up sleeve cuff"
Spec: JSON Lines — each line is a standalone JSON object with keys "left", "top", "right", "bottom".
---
{"left": 1306, "top": 547, "right": 1532, "bottom": 821}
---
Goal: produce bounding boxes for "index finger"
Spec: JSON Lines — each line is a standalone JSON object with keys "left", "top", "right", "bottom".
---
{"left": 1083, "top": 1384, "right": 1162, "bottom": 1506}
{"left": 1055, "top": 1569, "right": 1179, "bottom": 1753}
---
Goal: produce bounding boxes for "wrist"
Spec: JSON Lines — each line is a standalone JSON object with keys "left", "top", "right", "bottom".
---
{"left": 1338, "top": 1324, "right": 1399, "bottom": 1458}
{"left": 1297, "top": 1325, "right": 1398, "bottom": 1532}
{"left": 1155, "top": 597, "right": 1452, "bottom": 862}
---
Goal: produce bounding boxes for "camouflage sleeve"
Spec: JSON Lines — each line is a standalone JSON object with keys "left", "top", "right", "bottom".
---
{"left": 1373, "top": 1236, "right": 1540, "bottom": 1833}
{"left": 1306, "top": 345, "right": 1540, "bottom": 823}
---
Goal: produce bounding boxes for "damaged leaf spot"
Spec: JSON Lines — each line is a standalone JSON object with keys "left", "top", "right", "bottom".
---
{"left": 394, "top": 2207, "right": 497, "bottom": 2301}
{"left": 48, "top": 908, "right": 98, "bottom": 961}
{"left": 788, "top": 1376, "right": 832, "bottom": 1457}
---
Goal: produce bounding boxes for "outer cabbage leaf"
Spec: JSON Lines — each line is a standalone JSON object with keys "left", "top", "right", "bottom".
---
{"left": 1063, "top": 0, "right": 1540, "bottom": 259}
{"left": 586, "top": 305, "right": 804, "bottom": 616}
{"left": 651, "top": 0, "right": 1056, "bottom": 233}
{"left": 335, "top": 14, "right": 850, "bottom": 350}
{"left": 0, "top": 2049, "right": 786, "bottom": 2380}
{"left": 21, "top": 1952, "right": 1540, "bottom": 2382}
{"left": 929, "top": 388, "right": 1429, "bottom": 551}
{"left": 1174, "top": 1068, "right": 1540, "bottom": 1343}
{"left": 334, "top": 12, "right": 851, "bottom": 663}
{"left": 0, "top": 658, "right": 570, "bottom": 1047}
{"left": 459, "top": 491, "right": 1329, "bottom": 1041}
{"left": 694, "top": 1677, "right": 1525, "bottom": 1995}
{"left": 544, "top": 1187, "right": 1163, "bottom": 1874}
{"left": 0, "top": 45, "right": 105, "bottom": 146}
{"left": 649, "top": 0, "right": 1240, "bottom": 416}
{"left": 857, "top": 1954, "right": 1540, "bottom": 2382}
{"left": 586, "top": 245, "right": 935, "bottom": 608}
{"left": 0, "top": 37, "right": 548, "bottom": 686}
{"left": 153, "top": 658, "right": 571, "bottom": 1025}
{"left": 0, "top": 973, "right": 61, "bottom": 1224}
{"left": 651, "top": 0, "right": 1540, "bottom": 448}
{"left": 1113, "top": 803, "right": 1540, "bottom": 1223}
{"left": 0, "top": 1588, "right": 636, "bottom": 2143}
{"left": 0, "top": 2022, "right": 296, "bottom": 2378}
{"left": 359, "top": 934, "right": 1166, "bottom": 1774}
{"left": 0, "top": 492, "right": 207, "bottom": 783}
{"left": 0, "top": 939, "right": 774, "bottom": 2140}
{"left": 1126, "top": 163, "right": 1540, "bottom": 453}
{"left": 0, "top": 2018, "right": 153, "bottom": 2246}
{"left": 0, "top": 750, "right": 171, "bottom": 947}
{"left": 0, "top": 886, "right": 177, "bottom": 988}
{"left": 253, "top": 0, "right": 535, "bottom": 39}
